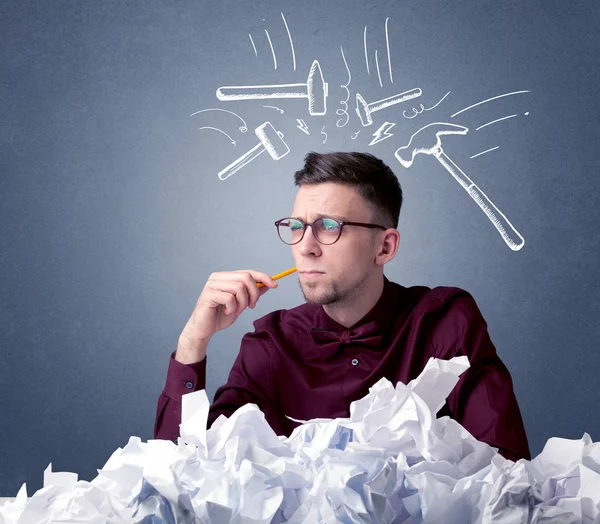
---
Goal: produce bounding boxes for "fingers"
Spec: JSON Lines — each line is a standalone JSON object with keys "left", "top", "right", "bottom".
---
{"left": 233, "top": 269, "right": 278, "bottom": 291}
{"left": 205, "top": 270, "right": 278, "bottom": 314}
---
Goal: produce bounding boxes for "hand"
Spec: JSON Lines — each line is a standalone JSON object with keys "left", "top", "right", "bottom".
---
{"left": 176, "top": 269, "right": 278, "bottom": 362}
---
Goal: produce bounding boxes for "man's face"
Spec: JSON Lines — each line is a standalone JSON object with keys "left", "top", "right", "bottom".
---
{"left": 289, "top": 182, "right": 381, "bottom": 306}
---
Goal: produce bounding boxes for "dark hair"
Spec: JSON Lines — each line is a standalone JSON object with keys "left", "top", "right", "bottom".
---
{"left": 293, "top": 152, "right": 403, "bottom": 229}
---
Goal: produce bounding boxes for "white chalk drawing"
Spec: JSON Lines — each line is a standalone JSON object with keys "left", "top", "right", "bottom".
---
{"left": 364, "top": 26, "right": 370, "bottom": 75}
{"left": 369, "top": 122, "right": 396, "bottom": 146}
{"left": 336, "top": 46, "right": 351, "bottom": 128}
{"left": 351, "top": 131, "right": 360, "bottom": 139}
{"left": 451, "top": 90, "right": 530, "bottom": 118}
{"left": 355, "top": 88, "right": 422, "bottom": 127}
{"left": 375, "top": 50, "right": 383, "bottom": 88}
{"left": 403, "top": 91, "right": 451, "bottom": 119}
{"left": 321, "top": 126, "right": 328, "bottom": 144}
{"left": 280, "top": 13, "right": 296, "bottom": 71}
{"left": 395, "top": 122, "right": 524, "bottom": 251}
{"left": 218, "top": 122, "right": 290, "bottom": 181}
{"left": 198, "top": 126, "right": 237, "bottom": 145}
{"left": 385, "top": 17, "right": 393, "bottom": 84}
{"left": 470, "top": 146, "right": 499, "bottom": 159}
{"left": 249, "top": 34, "right": 258, "bottom": 57}
{"left": 216, "top": 60, "right": 328, "bottom": 116}
{"left": 264, "top": 29, "right": 277, "bottom": 70}
{"left": 476, "top": 112, "right": 529, "bottom": 131}
{"left": 263, "top": 105, "right": 284, "bottom": 113}
{"left": 189, "top": 108, "right": 248, "bottom": 133}
{"left": 296, "top": 119, "right": 310, "bottom": 135}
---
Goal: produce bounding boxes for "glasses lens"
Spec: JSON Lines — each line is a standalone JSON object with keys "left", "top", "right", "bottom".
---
{"left": 314, "top": 217, "right": 342, "bottom": 245}
{"left": 277, "top": 218, "right": 304, "bottom": 244}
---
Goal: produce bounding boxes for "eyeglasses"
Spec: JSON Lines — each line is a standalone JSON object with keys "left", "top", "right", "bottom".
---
{"left": 274, "top": 216, "right": 387, "bottom": 245}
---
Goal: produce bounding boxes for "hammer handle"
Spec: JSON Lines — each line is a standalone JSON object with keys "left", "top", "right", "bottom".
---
{"left": 218, "top": 143, "right": 265, "bottom": 180}
{"left": 435, "top": 150, "right": 525, "bottom": 251}
{"left": 217, "top": 84, "right": 308, "bottom": 100}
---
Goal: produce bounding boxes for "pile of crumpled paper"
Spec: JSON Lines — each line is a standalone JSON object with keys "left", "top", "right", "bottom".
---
{"left": 2, "top": 356, "right": 600, "bottom": 523}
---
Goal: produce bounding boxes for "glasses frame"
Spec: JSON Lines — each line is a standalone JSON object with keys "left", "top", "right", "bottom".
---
{"left": 274, "top": 216, "right": 388, "bottom": 245}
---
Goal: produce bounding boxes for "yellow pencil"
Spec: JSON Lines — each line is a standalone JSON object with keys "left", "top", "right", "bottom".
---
{"left": 256, "top": 267, "right": 297, "bottom": 288}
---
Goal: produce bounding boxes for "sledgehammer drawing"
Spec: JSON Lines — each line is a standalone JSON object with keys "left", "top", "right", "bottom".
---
{"left": 216, "top": 60, "right": 328, "bottom": 116}
{"left": 395, "top": 122, "right": 525, "bottom": 251}
{"left": 218, "top": 122, "right": 289, "bottom": 181}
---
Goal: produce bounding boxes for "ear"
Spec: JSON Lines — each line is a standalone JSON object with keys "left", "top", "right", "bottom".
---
{"left": 374, "top": 229, "right": 400, "bottom": 265}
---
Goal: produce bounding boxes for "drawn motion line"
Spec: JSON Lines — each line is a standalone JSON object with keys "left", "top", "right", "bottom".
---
{"left": 321, "top": 126, "right": 328, "bottom": 144}
{"left": 265, "top": 29, "right": 277, "bottom": 70}
{"left": 470, "top": 146, "right": 499, "bottom": 159}
{"left": 451, "top": 90, "right": 530, "bottom": 118}
{"left": 336, "top": 46, "right": 351, "bottom": 128}
{"left": 403, "top": 91, "right": 451, "bottom": 119}
{"left": 189, "top": 108, "right": 248, "bottom": 133}
{"left": 249, "top": 34, "right": 257, "bottom": 57}
{"left": 198, "top": 126, "right": 237, "bottom": 145}
{"left": 281, "top": 13, "right": 296, "bottom": 71}
{"left": 476, "top": 114, "right": 518, "bottom": 131}
{"left": 364, "top": 26, "right": 370, "bottom": 75}
{"left": 385, "top": 17, "right": 393, "bottom": 84}
{"left": 263, "top": 105, "right": 284, "bottom": 113}
{"left": 375, "top": 49, "right": 383, "bottom": 88}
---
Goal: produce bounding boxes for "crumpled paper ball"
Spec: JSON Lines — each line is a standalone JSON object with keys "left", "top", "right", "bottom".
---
{"left": 2, "top": 356, "right": 600, "bottom": 523}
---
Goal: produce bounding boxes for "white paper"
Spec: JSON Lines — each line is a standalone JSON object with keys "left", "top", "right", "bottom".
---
{"left": 3, "top": 355, "right": 600, "bottom": 523}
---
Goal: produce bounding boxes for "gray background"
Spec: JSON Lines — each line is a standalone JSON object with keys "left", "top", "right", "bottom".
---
{"left": 1, "top": 0, "right": 599, "bottom": 497}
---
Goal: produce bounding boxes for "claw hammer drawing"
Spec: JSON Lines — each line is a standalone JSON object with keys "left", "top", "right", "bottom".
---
{"left": 395, "top": 122, "right": 525, "bottom": 251}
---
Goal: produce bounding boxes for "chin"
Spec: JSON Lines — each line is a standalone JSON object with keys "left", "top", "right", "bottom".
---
{"left": 300, "top": 282, "right": 338, "bottom": 306}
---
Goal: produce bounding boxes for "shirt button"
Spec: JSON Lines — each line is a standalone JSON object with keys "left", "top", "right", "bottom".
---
{"left": 185, "top": 381, "right": 194, "bottom": 389}
{"left": 351, "top": 358, "right": 359, "bottom": 366}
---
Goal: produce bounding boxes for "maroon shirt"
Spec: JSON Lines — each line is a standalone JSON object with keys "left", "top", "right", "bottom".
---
{"left": 154, "top": 277, "right": 530, "bottom": 461}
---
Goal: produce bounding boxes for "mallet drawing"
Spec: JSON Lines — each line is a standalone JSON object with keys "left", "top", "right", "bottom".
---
{"left": 218, "top": 121, "right": 289, "bottom": 181}
{"left": 216, "top": 60, "right": 328, "bottom": 116}
{"left": 395, "top": 122, "right": 525, "bottom": 251}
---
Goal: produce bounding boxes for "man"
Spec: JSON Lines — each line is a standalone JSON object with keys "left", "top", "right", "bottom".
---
{"left": 154, "top": 151, "right": 531, "bottom": 462}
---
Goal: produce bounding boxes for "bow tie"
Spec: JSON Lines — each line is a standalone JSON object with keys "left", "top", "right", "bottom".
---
{"left": 311, "top": 320, "right": 383, "bottom": 359}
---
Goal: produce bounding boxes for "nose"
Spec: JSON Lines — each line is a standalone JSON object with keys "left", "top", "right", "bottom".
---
{"left": 295, "top": 225, "right": 322, "bottom": 257}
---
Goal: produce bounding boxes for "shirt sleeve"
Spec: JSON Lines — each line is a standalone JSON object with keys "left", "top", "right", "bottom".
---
{"left": 153, "top": 350, "right": 208, "bottom": 441}
{"left": 433, "top": 290, "right": 532, "bottom": 462}
{"left": 154, "top": 328, "right": 278, "bottom": 441}
{"left": 208, "top": 328, "right": 278, "bottom": 432}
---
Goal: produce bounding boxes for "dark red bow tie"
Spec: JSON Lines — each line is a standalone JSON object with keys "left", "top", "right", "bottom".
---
{"left": 311, "top": 320, "right": 383, "bottom": 359}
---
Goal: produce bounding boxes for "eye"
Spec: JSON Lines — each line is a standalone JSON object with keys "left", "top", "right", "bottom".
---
{"left": 288, "top": 219, "right": 304, "bottom": 231}
{"left": 321, "top": 218, "right": 341, "bottom": 232}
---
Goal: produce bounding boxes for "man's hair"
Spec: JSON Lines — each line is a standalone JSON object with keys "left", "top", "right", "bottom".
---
{"left": 293, "top": 152, "right": 403, "bottom": 229}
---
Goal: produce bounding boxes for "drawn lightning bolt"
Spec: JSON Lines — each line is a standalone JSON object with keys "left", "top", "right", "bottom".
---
{"left": 369, "top": 122, "right": 396, "bottom": 146}
{"left": 296, "top": 119, "right": 310, "bottom": 135}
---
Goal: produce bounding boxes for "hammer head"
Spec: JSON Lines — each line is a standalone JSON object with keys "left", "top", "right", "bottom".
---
{"left": 395, "top": 122, "right": 468, "bottom": 168}
{"left": 355, "top": 92, "right": 372, "bottom": 126}
{"left": 306, "top": 60, "right": 328, "bottom": 116}
{"left": 255, "top": 122, "right": 290, "bottom": 160}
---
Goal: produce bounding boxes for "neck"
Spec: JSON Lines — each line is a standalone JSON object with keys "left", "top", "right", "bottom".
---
{"left": 322, "top": 273, "right": 385, "bottom": 328}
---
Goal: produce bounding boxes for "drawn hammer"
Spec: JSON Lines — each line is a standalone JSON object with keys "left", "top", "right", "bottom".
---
{"left": 216, "top": 60, "right": 328, "bottom": 116}
{"left": 218, "top": 121, "right": 290, "bottom": 180}
{"left": 395, "top": 122, "right": 525, "bottom": 251}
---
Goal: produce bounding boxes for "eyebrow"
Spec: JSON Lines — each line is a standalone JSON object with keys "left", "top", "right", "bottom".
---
{"left": 292, "top": 213, "right": 349, "bottom": 222}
